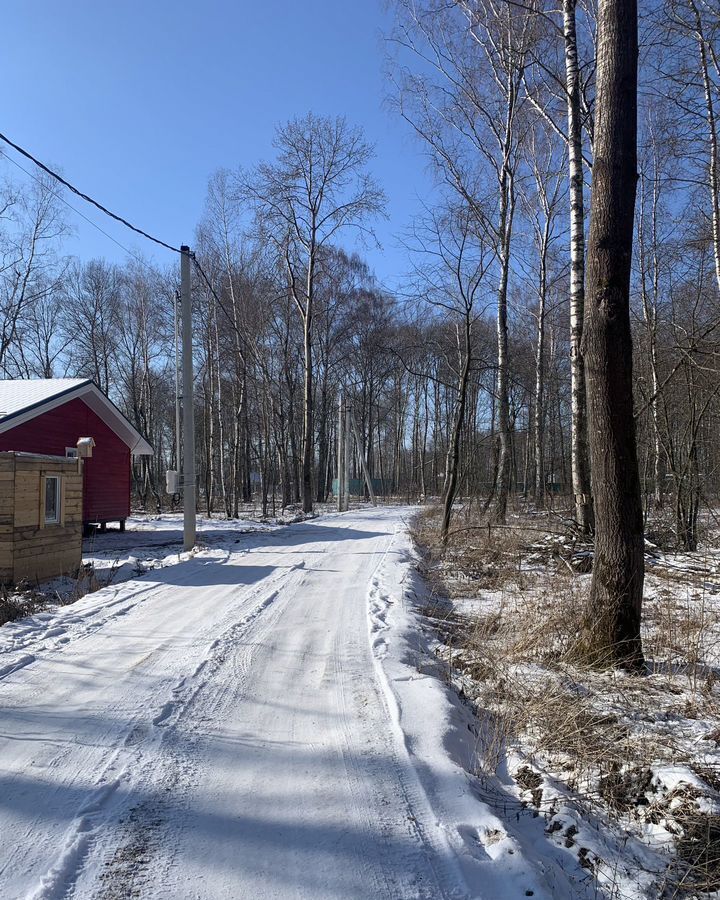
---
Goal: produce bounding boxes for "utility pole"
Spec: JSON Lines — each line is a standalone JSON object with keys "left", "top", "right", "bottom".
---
{"left": 173, "top": 290, "right": 182, "bottom": 475}
{"left": 344, "top": 403, "right": 351, "bottom": 512}
{"left": 337, "top": 392, "right": 345, "bottom": 512}
{"left": 181, "top": 246, "right": 196, "bottom": 551}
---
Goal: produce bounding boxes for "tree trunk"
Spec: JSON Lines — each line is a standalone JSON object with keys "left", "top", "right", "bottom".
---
{"left": 638, "top": 162, "right": 664, "bottom": 508}
{"left": 533, "top": 312, "right": 545, "bottom": 508}
{"left": 581, "top": 0, "right": 644, "bottom": 670}
{"left": 301, "top": 312, "right": 314, "bottom": 513}
{"left": 564, "top": 0, "right": 594, "bottom": 533}
{"left": 495, "top": 114, "right": 515, "bottom": 525}
{"left": 688, "top": 0, "right": 720, "bottom": 296}
{"left": 441, "top": 321, "right": 472, "bottom": 542}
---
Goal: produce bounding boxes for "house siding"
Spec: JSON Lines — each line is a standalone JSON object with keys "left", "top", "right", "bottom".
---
{"left": 0, "top": 398, "right": 131, "bottom": 523}
{"left": 0, "top": 453, "right": 83, "bottom": 584}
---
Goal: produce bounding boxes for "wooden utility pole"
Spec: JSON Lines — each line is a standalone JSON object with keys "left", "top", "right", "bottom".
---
{"left": 581, "top": 0, "right": 644, "bottom": 669}
{"left": 180, "top": 246, "right": 196, "bottom": 551}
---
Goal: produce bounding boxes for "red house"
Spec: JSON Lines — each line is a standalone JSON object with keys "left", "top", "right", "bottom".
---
{"left": 0, "top": 379, "right": 153, "bottom": 530}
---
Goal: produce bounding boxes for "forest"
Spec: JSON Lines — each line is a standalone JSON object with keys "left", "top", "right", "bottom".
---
{"left": 0, "top": 0, "right": 717, "bottom": 552}
{"left": 2, "top": 1, "right": 720, "bottom": 895}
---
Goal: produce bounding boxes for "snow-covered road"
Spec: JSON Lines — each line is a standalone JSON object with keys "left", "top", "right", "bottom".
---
{"left": 0, "top": 508, "right": 559, "bottom": 900}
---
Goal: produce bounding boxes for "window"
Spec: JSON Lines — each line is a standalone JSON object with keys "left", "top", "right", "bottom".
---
{"left": 45, "top": 476, "right": 60, "bottom": 525}
{"left": 65, "top": 447, "right": 78, "bottom": 459}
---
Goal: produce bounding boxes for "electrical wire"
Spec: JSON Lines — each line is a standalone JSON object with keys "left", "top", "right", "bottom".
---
{"left": 191, "top": 254, "right": 238, "bottom": 329}
{"left": 0, "top": 130, "right": 181, "bottom": 255}
{"left": 0, "top": 148, "right": 161, "bottom": 277}
{"left": 0, "top": 131, "right": 242, "bottom": 328}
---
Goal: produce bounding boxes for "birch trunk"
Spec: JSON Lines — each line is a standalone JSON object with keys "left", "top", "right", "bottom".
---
{"left": 494, "top": 77, "right": 517, "bottom": 525}
{"left": 638, "top": 164, "right": 663, "bottom": 508}
{"left": 564, "top": 0, "right": 594, "bottom": 533}
{"left": 441, "top": 319, "right": 472, "bottom": 541}
{"left": 301, "top": 295, "right": 314, "bottom": 514}
{"left": 688, "top": 0, "right": 720, "bottom": 297}
{"left": 533, "top": 224, "right": 547, "bottom": 508}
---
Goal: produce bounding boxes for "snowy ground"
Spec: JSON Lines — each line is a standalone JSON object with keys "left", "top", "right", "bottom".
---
{"left": 82, "top": 513, "right": 280, "bottom": 588}
{"left": 0, "top": 507, "right": 579, "bottom": 899}
{"left": 414, "top": 508, "right": 720, "bottom": 899}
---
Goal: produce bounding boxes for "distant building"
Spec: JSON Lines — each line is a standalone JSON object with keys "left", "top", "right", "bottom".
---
{"left": 331, "top": 478, "right": 384, "bottom": 497}
{"left": 0, "top": 379, "right": 152, "bottom": 530}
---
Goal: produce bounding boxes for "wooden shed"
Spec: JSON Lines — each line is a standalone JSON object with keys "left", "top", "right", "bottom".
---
{"left": 0, "top": 452, "right": 84, "bottom": 584}
{"left": 0, "top": 380, "right": 153, "bottom": 530}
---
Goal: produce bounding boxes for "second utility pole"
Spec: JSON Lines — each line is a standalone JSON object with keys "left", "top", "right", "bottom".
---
{"left": 344, "top": 402, "right": 351, "bottom": 511}
{"left": 337, "top": 392, "right": 347, "bottom": 512}
{"left": 180, "top": 245, "right": 196, "bottom": 550}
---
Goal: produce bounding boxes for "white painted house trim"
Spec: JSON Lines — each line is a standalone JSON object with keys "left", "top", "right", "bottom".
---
{"left": 0, "top": 379, "right": 153, "bottom": 456}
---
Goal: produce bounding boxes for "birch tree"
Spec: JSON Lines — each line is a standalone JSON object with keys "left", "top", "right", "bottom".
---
{"left": 390, "top": 0, "right": 536, "bottom": 522}
{"left": 242, "top": 113, "right": 385, "bottom": 512}
{"left": 519, "top": 124, "right": 566, "bottom": 509}
{"left": 0, "top": 173, "right": 67, "bottom": 375}
{"left": 563, "top": 0, "right": 594, "bottom": 532}
{"left": 408, "top": 202, "right": 492, "bottom": 540}
{"left": 671, "top": 0, "right": 720, "bottom": 296}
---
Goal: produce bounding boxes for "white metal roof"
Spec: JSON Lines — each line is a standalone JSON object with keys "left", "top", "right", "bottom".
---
{"left": 0, "top": 379, "right": 153, "bottom": 456}
{"left": 0, "top": 379, "right": 89, "bottom": 418}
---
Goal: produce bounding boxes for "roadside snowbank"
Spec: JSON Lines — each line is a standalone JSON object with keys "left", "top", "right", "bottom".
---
{"left": 370, "top": 517, "right": 594, "bottom": 899}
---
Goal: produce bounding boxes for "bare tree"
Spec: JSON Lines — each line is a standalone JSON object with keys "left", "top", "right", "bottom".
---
{"left": 519, "top": 124, "right": 567, "bottom": 509}
{"left": 61, "top": 259, "right": 122, "bottom": 394}
{"left": 563, "top": 0, "right": 595, "bottom": 532}
{"left": 581, "top": 0, "right": 645, "bottom": 669}
{"left": 670, "top": 0, "right": 720, "bottom": 296}
{"left": 0, "top": 172, "right": 67, "bottom": 374}
{"left": 242, "top": 113, "right": 385, "bottom": 512}
{"left": 407, "top": 202, "right": 492, "bottom": 540}
{"left": 390, "top": 0, "right": 537, "bottom": 523}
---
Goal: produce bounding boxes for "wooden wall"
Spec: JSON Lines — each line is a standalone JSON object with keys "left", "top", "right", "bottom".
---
{"left": 0, "top": 397, "right": 131, "bottom": 524}
{"left": 0, "top": 453, "right": 83, "bottom": 584}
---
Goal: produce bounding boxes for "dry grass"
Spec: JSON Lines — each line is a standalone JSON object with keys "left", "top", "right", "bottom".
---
{"left": 412, "top": 503, "right": 720, "bottom": 898}
{"left": 0, "top": 563, "right": 106, "bottom": 629}
{"left": 0, "top": 590, "right": 42, "bottom": 626}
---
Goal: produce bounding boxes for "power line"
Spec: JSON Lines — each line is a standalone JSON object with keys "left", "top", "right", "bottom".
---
{"left": 191, "top": 255, "right": 221, "bottom": 304}
{"left": 191, "top": 254, "right": 236, "bottom": 325}
{"left": 0, "top": 130, "right": 181, "bottom": 255}
{"left": 0, "top": 132, "right": 230, "bottom": 324}
{"left": 0, "top": 148, "right": 161, "bottom": 277}
{"left": 191, "top": 255, "right": 262, "bottom": 365}
{"left": 191, "top": 255, "right": 248, "bottom": 338}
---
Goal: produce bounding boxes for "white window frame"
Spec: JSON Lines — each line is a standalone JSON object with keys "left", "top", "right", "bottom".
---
{"left": 65, "top": 447, "right": 78, "bottom": 459}
{"left": 44, "top": 475, "right": 61, "bottom": 525}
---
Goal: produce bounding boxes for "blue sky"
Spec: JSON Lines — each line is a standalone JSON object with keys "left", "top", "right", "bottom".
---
{"left": 1, "top": 0, "right": 433, "bottom": 290}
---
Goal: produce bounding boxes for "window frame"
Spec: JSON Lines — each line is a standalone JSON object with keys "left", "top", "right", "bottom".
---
{"left": 44, "top": 475, "right": 61, "bottom": 525}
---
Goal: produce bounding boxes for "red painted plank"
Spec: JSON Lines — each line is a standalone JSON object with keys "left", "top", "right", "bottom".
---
{"left": 0, "top": 398, "right": 131, "bottom": 523}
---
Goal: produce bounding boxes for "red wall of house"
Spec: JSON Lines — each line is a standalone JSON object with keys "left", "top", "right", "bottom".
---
{"left": 0, "top": 397, "right": 131, "bottom": 523}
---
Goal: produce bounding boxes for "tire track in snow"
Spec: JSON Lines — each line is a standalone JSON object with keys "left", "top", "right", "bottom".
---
{"left": 4, "top": 510, "right": 484, "bottom": 899}
{"left": 23, "top": 559, "right": 307, "bottom": 900}
{"left": 0, "top": 548, "right": 239, "bottom": 674}
{"left": 75, "top": 561, "right": 310, "bottom": 900}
